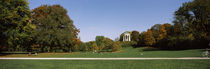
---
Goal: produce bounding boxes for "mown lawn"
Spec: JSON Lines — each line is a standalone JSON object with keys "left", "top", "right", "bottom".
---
{"left": 0, "top": 47, "right": 204, "bottom": 58}
{"left": 0, "top": 60, "right": 210, "bottom": 69}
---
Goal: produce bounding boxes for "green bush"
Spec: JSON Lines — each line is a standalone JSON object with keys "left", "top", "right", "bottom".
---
{"left": 110, "top": 42, "right": 121, "bottom": 52}
{"left": 121, "top": 41, "right": 137, "bottom": 47}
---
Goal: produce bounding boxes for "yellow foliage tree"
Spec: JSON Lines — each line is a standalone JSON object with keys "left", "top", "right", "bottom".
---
{"left": 143, "top": 30, "right": 156, "bottom": 46}
{"left": 157, "top": 25, "right": 167, "bottom": 41}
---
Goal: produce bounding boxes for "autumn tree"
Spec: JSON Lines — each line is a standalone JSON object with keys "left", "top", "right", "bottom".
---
{"left": 143, "top": 30, "right": 155, "bottom": 46}
{"left": 163, "top": 23, "right": 172, "bottom": 36}
{"left": 72, "top": 38, "right": 81, "bottom": 52}
{"left": 151, "top": 24, "right": 171, "bottom": 42}
{"left": 157, "top": 25, "right": 167, "bottom": 41}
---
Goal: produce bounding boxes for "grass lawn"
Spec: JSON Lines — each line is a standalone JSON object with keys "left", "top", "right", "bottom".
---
{"left": 0, "top": 47, "right": 209, "bottom": 69}
{"left": 0, "top": 60, "right": 210, "bottom": 69}
{"left": 0, "top": 47, "right": 204, "bottom": 58}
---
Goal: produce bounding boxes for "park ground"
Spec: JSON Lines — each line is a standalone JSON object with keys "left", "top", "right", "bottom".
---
{"left": 0, "top": 47, "right": 210, "bottom": 69}
{"left": 0, "top": 60, "right": 210, "bottom": 69}
{"left": 0, "top": 47, "right": 205, "bottom": 58}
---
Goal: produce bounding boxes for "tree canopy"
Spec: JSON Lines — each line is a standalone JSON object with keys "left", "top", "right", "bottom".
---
{"left": 0, "top": 0, "right": 34, "bottom": 51}
{"left": 32, "top": 5, "right": 79, "bottom": 52}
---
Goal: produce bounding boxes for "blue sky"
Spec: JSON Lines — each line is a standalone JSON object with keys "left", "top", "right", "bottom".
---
{"left": 29, "top": 0, "right": 192, "bottom": 42}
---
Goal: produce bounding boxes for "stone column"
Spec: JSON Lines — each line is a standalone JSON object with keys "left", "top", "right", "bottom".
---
{"left": 128, "top": 35, "right": 130, "bottom": 41}
{"left": 126, "top": 35, "right": 128, "bottom": 41}
{"left": 123, "top": 35, "right": 125, "bottom": 41}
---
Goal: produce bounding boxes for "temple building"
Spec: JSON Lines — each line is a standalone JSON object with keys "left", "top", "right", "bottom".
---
{"left": 123, "top": 31, "right": 131, "bottom": 41}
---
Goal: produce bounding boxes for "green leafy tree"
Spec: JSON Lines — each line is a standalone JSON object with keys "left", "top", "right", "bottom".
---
{"left": 119, "top": 33, "right": 124, "bottom": 41}
{"left": 190, "top": 0, "right": 210, "bottom": 38}
{"left": 151, "top": 24, "right": 161, "bottom": 41}
{"left": 111, "top": 42, "right": 120, "bottom": 52}
{"left": 131, "top": 30, "right": 140, "bottom": 42}
{"left": 175, "top": 0, "right": 210, "bottom": 39}
{"left": 32, "top": 5, "right": 79, "bottom": 52}
{"left": 0, "top": 0, "right": 34, "bottom": 52}
{"left": 103, "top": 37, "right": 114, "bottom": 50}
{"left": 82, "top": 44, "right": 88, "bottom": 52}
{"left": 95, "top": 36, "right": 105, "bottom": 51}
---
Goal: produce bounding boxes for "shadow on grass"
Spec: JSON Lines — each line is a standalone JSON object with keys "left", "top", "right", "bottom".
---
{"left": 0, "top": 53, "right": 9, "bottom": 56}
{"left": 0, "top": 51, "right": 30, "bottom": 56}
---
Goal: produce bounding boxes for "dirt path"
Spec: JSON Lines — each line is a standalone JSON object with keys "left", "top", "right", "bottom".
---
{"left": 0, "top": 57, "right": 210, "bottom": 60}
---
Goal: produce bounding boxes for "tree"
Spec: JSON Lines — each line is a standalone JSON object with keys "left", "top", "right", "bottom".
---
{"left": 111, "top": 42, "right": 121, "bottom": 52}
{"left": 157, "top": 25, "right": 167, "bottom": 41}
{"left": 163, "top": 23, "right": 172, "bottom": 36}
{"left": 143, "top": 30, "right": 155, "bottom": 46}
{"left": 131, "top": 30, "right": 140, "bottom": 42}
{"left": 81, "top": 43, "right": 88, "bottom": 52}
{"left": 152, "top": 0, "right": 210, "bottom": 49}
{"left": 95, "top": 36, "right": 105, "bottom": 51}
{"left": 151, "top": 24, "right": 161, "bottom": 41}
{"left": 103, "top": 37, "right": 114, "bottom": 50}
{"left": 92, "top": 42, "right": 99, "bottom": 51}
{"left": 137, "top": 32, "right": 145, "bottom": 46}
{"left": 0, "top": 0, "right": 34, "bottom": 51}
{"left": 119, "top": 33, "right": 124, "bottom": 41}
{"left": 190, "top": 0, "right": 210, "bottom": 38}
{"left": 175, "top": 0, "right": 210, "bottom": 39}
{"left": 32, "top": 5, "right": 79, "bottom": 52}
{"left": 72, "top": 38, "right": 81, "bottom": 52}
{"left": 163, "top": 23, "right": 172, "bottom": 32}
{"left": 151, "top": 24, "right": 171, "bottom": 42}
{"left": 170, "top": 0, "right": 210, "bottom": 49}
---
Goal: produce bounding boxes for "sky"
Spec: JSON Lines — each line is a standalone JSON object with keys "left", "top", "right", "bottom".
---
{"left": 29, "top": 0, "right": 192, "bottom": 42}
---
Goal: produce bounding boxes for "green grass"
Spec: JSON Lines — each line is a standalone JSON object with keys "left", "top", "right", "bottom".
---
{"left": 51, "top": 47, "right": 203, "bottom": 58}
{"left": 0, "top": 60, "right": 210, "bottom": 69}
{"left": 0, "top": 47, "right": 208, "bottom": 69}
{"left": 0, "top": 47, "right": 204, "bottom": 58}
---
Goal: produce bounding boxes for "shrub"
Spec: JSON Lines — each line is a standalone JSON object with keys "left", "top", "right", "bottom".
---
{"left": 103, "top": 38, "right": 114, "bottom": 51}
{"left": 111, "top": 43, "right": 120, "bottom": 52}
{"left": 121, "top": 41, "right": 137, "bottom": 47}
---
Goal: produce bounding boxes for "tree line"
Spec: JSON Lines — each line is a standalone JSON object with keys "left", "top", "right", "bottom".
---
{"left": 0, "top": 0, "right": 81, "bottom": 52}
{"left": 0, "top": 0, "right": 209, "bottom": 53}
{"left": 120, "top": 0, "right": 210, "bottom": 50}
{"left": 0, "top": 0, "right": 122, "bottom": 53}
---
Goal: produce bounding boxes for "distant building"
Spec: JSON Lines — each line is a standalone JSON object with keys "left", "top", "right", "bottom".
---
{"left": 123, "top": 31, "right": 131, "bottom": 41}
